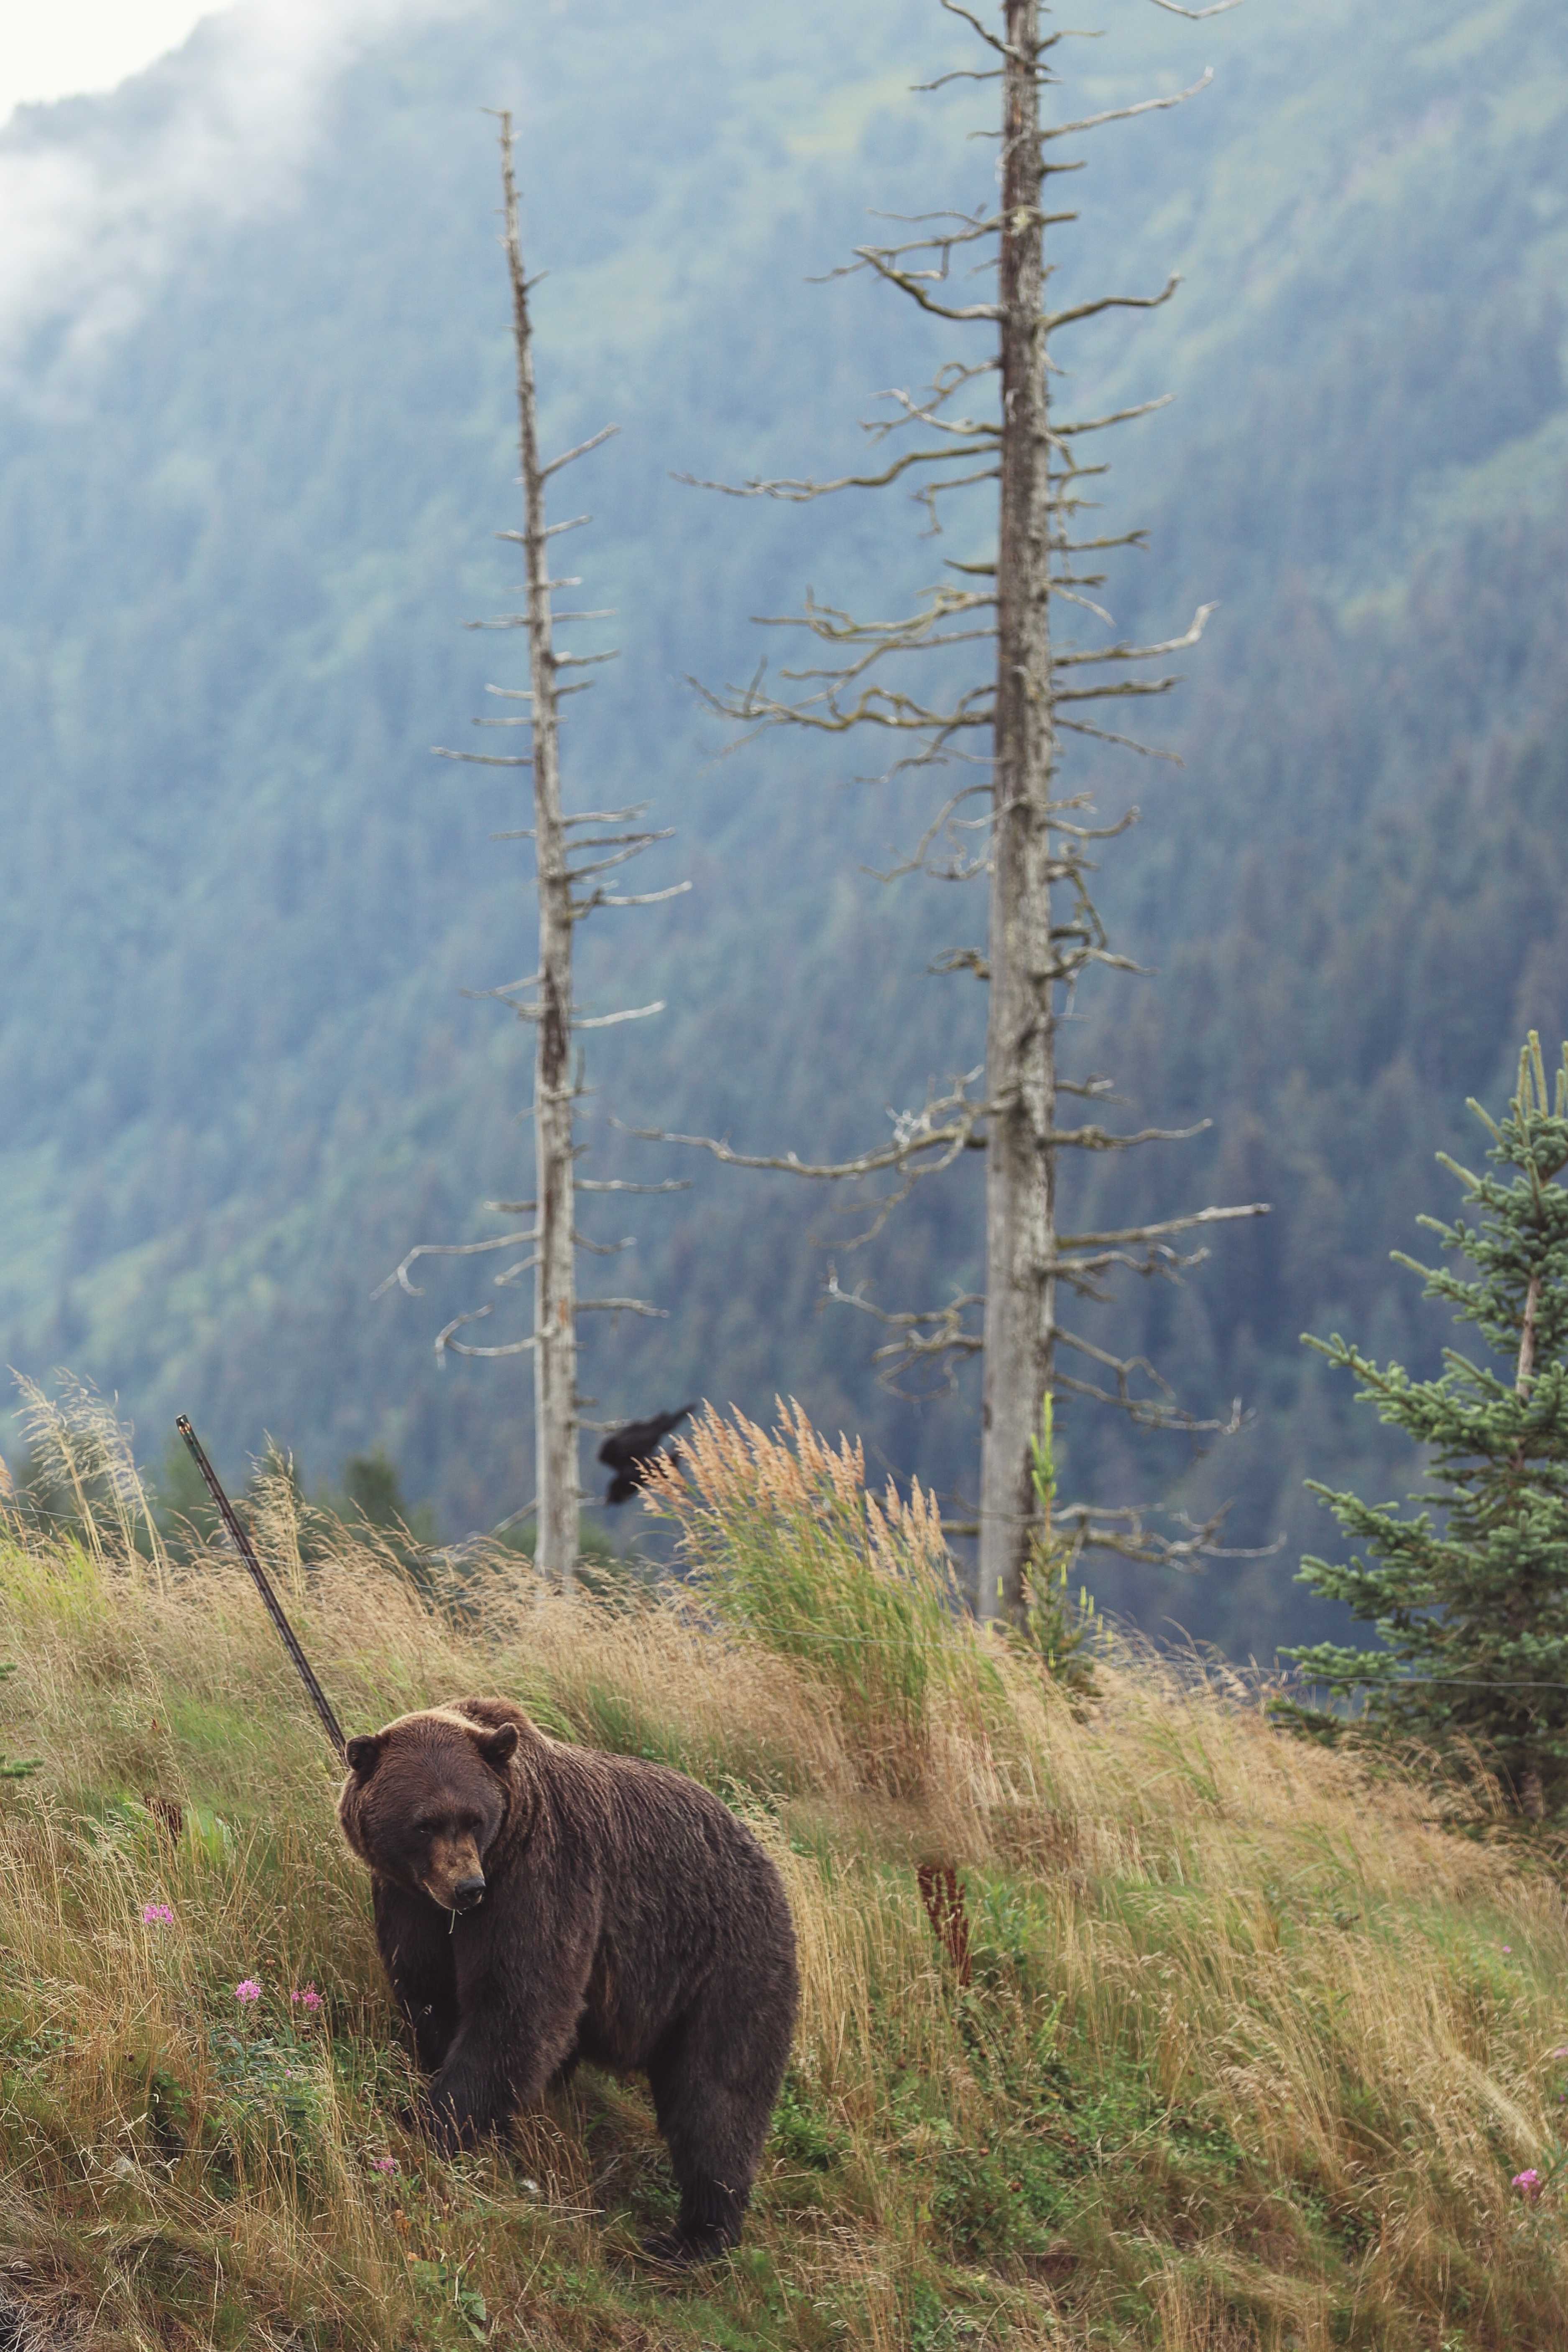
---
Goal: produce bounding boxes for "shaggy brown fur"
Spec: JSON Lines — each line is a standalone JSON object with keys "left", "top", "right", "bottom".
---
{"left": 337, "top": 1697, "right": 798, "bottom": 2263}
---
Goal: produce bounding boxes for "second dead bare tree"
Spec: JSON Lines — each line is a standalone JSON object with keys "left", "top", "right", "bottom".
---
{"left": 381, "top": 116, "right": 683, "bottom": 1587}
{"left": 664, "top": 0, "right": 1264, "bottom": 1624}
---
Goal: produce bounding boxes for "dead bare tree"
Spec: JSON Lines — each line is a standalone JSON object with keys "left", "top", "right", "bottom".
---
{"left": 662, "top": 0, "right": 1264, "bottom": 1624}
{"left": 378, "top": 115, "right": 684, "bottom": 1588}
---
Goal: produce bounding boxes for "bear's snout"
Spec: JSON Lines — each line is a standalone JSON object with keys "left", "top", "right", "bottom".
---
{"left": 421, "top": 1829, "right": 488, "bottom": 1912}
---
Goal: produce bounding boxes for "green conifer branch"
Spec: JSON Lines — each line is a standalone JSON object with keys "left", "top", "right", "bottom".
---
{"left": 1281, "top": 1034, "right": 1568, "bottom": 1818}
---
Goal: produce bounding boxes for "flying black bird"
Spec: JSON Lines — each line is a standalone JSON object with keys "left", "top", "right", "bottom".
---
{"left": 598, "top": 1404, "right": 696, "bottom": 1506}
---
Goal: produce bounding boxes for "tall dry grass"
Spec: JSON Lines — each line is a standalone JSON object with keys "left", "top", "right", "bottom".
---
{"left": 2, "top": 1396, "right": 1568, "bottom": 2347}
{"left": 647, "top": 1401, "right": 1000, "bottom": 1805}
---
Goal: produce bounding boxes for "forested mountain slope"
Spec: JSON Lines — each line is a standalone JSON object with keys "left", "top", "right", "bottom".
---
{"left": 0, "top": 0, "right": 1564, "bottom": 1656}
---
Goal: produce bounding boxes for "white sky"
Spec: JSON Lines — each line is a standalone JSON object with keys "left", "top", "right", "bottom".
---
{"left": 0, "top": 3, "right": 230, "bottom": 124}
{"left": 0, "top": 0, "right": 465, "bottom": 382}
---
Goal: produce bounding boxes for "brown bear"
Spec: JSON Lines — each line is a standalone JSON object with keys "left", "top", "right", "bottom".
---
{"left": 337, "top": 1696, "right": 798, "bottom": 2264}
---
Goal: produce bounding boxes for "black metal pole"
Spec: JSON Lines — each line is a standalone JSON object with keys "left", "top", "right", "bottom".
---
{"left": 176, "top": 1415, "right": 347, "bottom": 1762}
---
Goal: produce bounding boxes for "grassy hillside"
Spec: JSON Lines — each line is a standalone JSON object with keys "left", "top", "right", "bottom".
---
{"left": 4, "top": 1399, "right": 1568, "bottom": 2348}
{"left": 0, "top": 0, "right": 1566, "bottom": 1655}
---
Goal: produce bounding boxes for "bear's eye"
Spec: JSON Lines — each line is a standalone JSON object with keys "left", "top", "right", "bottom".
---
{"left": 411, "top": 1815, "right": 440, "bottom": 1837}
{"left": 458, "top": 1813, "right": 483, "bottom": 1834}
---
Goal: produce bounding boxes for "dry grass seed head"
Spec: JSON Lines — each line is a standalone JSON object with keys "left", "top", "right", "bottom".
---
{"left": 13, "top": 1374, "right": 167, "bottom": 1588}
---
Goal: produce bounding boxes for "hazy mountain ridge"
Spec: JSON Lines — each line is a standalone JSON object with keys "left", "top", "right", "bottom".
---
{"left": 1, "top": 0, "right": 1565, "bottom": 1650}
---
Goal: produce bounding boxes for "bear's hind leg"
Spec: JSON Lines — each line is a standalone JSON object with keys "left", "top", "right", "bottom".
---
{"left": 643, "top": 2004, "right": 786, "bottom": 2265}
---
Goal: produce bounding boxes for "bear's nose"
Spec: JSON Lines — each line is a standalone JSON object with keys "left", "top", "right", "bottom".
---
{"left": 452, "top": 1874, "right": 486, "bottom": 1912}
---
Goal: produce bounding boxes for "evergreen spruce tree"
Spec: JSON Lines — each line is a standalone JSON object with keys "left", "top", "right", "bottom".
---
{"left": 1284, "top": 1034, "right": 1568, "bottom": 1816}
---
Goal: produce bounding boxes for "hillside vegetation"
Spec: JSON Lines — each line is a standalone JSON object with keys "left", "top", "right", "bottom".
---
{"left": 1, "top": 0, "right": 1566, "bottom": 1658}
{"left": 3, "top": 1402, "right": 1568, "bottom": 2349}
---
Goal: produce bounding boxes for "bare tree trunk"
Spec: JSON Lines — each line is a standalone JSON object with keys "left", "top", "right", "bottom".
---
{"left": 664, "top": 2, "right": 1264, "bottom": 1602}
{"left": 1516, "top": 1269, "right": 1541, "bottom": 1397}
{"left": 383, "top": 125, "right": 677, "bottom": 1564}
{"left": 500, "top": 133, "right": 578, "bottom": 1589}
{"left": 979, "top": 0, "right": 1054, "bottom": 1626}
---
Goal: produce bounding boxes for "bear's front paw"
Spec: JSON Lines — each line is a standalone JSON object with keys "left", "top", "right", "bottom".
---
{"left": 424, "top": 2083, "right": 483, "bottom": 2157}
{"left": 641, "top": 2223, "right": 739, "bottom": 2271}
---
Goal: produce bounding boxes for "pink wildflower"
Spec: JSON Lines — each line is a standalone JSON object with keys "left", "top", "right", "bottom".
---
{"left": 141, "top": 1903, "right": 174, "bottom": 1926}
{"left": 1513, "top": 2168, "right": 1543, "bottom": 2202}
{"left": 235, "top": 1979, "right": 262, "bottom": 2005}
{"left": 290, "top": 1985, "right": 323, "bottom": 2011}
{"left": 372, "top": 2155, "right": 399, "bottom": 2175}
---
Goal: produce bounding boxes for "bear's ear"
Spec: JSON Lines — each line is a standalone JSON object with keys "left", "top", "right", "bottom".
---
{"left": 475, "top": 1722, "right": 518, "bottom": 1770}
{"left": 345, "top": 1733, "right": 384, "bottom": 1779}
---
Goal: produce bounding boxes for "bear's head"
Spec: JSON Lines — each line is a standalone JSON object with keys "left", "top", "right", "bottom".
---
{"left": 337, "top": 1706, "right": 521, "bottom": 1913}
